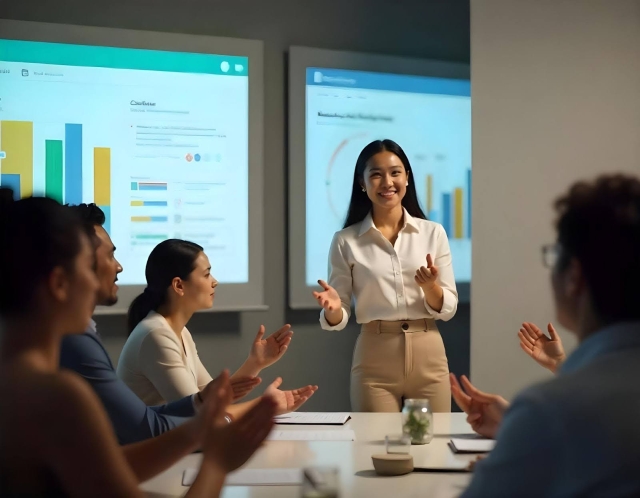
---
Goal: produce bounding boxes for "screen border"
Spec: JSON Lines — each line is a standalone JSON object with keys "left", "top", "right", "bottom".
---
{"left": 0, "top": 19, "right": 266, "bottom": 314}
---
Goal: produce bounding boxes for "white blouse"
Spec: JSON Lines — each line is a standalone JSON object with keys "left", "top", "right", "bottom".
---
{"left": 320, "top": 209, "right": 458, "bottom": 330}
{"left": 117, "top": 311, "right": 213, "bottom": 405}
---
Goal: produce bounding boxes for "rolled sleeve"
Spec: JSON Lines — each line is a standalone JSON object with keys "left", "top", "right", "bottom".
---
{"left": 320, "top": 306, "right": 350, "bottom": 330}
{"left": 424, "top": 287, "right": 457, "bottom": 321}
{"left": 319, "top": 234, "right": 353, "bottom": 331}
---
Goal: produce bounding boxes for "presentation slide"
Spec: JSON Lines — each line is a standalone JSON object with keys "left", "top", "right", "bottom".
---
{"left": 305, "top": 67, "right": 471, "bottom": 286}
{"left": 0, "top": 38, "right": 249, "bottom": 285}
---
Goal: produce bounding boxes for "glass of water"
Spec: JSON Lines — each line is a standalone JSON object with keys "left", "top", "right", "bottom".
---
{"left": 385, "top": 434, "right": 411, "bottom": 454}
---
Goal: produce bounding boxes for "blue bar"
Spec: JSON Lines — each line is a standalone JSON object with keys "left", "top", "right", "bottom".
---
{"left": 307, "top": 67, "right": 470, "bottom": 97}
{"left": 1, "top": 174, "right": 20, "bottom": 200}
{"left": 145, "top": 201, "right": 168, "bottom": 206}
{"left": 442, "top": 193, "right": 451, "bottom": 237}
{"left": 150, "top": 216, "right": 168, "bottom": 222}
{"left": 65, "top": 124, "right": 83, "bottom": 204}
{"left": 131, "top": 182, "right": 138, "bottom": 190}
{"left": 467, "top": 169, "right": 472, "bottom": 239}
{"left": 139, "top": 184, "right": 167, "bottom": 191}
{"left": 100, "top": 205, "right": 111, "bottom": 235}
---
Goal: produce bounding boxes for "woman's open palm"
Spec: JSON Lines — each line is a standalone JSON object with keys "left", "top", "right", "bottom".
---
{"left": 312, "top": 280, "right": 341, "bottom": 311}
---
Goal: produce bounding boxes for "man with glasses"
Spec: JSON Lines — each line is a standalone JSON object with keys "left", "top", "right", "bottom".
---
{"left": 453, "top": 174, "right": 640, "bottom": 497}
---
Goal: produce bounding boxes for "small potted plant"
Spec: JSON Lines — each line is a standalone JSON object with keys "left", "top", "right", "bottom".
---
{"left": 402, "top": 399, "right": 433, "bottom": 444}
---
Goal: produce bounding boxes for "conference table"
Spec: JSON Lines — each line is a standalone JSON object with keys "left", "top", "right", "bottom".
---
{"left": 141, "top": 413, "right": 477, "bottom": 498}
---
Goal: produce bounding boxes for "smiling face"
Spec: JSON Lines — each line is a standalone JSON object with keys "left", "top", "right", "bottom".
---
{"left": 361, "top": 151, "right": 408, "bottom": 213}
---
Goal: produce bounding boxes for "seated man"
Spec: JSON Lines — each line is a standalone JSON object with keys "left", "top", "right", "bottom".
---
{"left": 61, "top": 204, "right": 316, "bottom": 444}
{"left": 456, "top": 175, "right": 640, "bottom": 497}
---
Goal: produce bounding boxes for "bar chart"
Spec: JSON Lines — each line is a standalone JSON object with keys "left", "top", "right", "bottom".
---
{"left": 129, "top": 180, "right": 171, "bottom": 248}
{"left": 425, "top": 169, "right": 471, "bottom": 240}
{"left": 0, "top": 120, "right": 112, "bottom": 233}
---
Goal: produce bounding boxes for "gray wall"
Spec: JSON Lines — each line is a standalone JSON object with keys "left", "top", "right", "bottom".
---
{"left": 471, "top": 0, "right": 640, "bottom": 400}
{"left": 0, "top": 0, "right": 471, "bottom": 410}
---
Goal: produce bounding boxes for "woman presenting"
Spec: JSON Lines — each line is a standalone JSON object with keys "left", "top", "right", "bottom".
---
{"left": 313, "top": 139, "right": 458, "bottom": 412}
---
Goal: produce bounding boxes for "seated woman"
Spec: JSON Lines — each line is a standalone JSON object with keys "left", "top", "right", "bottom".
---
{"left": 118, "top": 239, "right": 317, "bottom": 411}
{"left": 0, "top": 190, "right": 276, "bottom": 497}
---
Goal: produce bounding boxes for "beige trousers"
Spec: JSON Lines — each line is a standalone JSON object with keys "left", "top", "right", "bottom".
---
{"left": 350, "top": 319, "right": 451, "bottom": 413}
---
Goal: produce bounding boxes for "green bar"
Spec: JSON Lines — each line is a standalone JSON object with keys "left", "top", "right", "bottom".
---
{"left": 132, "top": 234, "right": 168, "bottom": 240}
{"left": 0, "top": 39, "right": 248, "bottom": 76}
{"left": 45, "top": 140, "right": 63, "bottom": 203}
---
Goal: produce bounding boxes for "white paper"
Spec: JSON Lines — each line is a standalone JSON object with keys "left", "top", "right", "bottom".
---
{"left": 274, "top": 412, "right": 351, "bottom": 425}
{"left": 450, "top": 438, "right": 496, "bottom": 453}
{"left": 268, "top": 430, "right": 356, "bottom": 441}
{"left": 182, "top": 468, "right": 197, "bottom": 486}
{"left": 183, "top": 468, "right": 302, "bottom": 486}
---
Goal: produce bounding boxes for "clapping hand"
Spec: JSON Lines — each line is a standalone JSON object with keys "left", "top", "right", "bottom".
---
{"left": 415, "top": 254, "right": 439, "bottom": 291}
{"left": 518, "top": 322, "right": 566, "bottom": 373}
{"left": 200, "top": 371, "right": 276, "bottom": 472}
{"left": 229, "top": 376, "right": 262, "bottom": 401}
{"left": 312, "top": 280, "right": 341, "bottom": 311}
{"left": 450, "top": 374, "right": 509, "bottom": 439}
{"left": 263, "top": 377, "right": 319, "bottom": 415}
{"left": 201, "top": 375, "right": 262, "bottom": 404}
{"left": 249, "top": 324, "right": 293, "bottom": 370}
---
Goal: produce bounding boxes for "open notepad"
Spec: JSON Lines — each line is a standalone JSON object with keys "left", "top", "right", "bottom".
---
{"left": 449, "top": 438, "right": 496, "bottom": 453}
{"left": 183, "top": 468, "right": 302, "bottom": 486}
{"left": 274, "top": 412, "right": 351, "bottom": 425}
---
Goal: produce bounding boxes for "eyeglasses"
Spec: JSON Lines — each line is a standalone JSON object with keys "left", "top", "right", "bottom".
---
{"left": 541, "top": 243, "right": 560, "bottom": 269}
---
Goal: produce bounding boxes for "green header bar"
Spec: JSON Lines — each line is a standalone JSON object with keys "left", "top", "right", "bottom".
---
{"left": 0, "top": 39, "right": 248, "bottom": 76}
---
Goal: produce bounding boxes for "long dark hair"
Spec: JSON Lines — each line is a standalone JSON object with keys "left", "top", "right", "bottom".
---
{"left": 127, "top": 239, "right": 203, "bottom": 334}
{"left": 0, "top": 188, "right": 84, "bottom": 317}
{"left": 343, "top": 139, "right": 427, "bottom": 228}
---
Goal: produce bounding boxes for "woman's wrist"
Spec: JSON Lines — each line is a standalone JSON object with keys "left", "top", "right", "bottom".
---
{"left": 421, "top": 282, "right": 440, "bottom": 295}
{"left": 243, "top": 355, "right": 263, "bottom": 374}
{"left": 422, "top": 283, "right": 444, "bottom": 312}
{"left": 324, "top": 307, "right": 343, "bottom": 326}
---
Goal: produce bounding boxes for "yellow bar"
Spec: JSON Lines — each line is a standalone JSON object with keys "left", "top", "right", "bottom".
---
{"left": 131, "top": 216, "right": 152, "bottom": 222}
{"left": 427, "top": 175, "right": 433, "bottom": 212}
{"left": 94, "top": 147, "right": 111, "bottom": 206}
{"left": 131, "top": 200, "right": 144, "bottom": 206}
{"left": 454, "top": 188, "right": 464, "bottom": 239}
{"left": 1, "top": 121, "right": 33, "bottom": 198}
